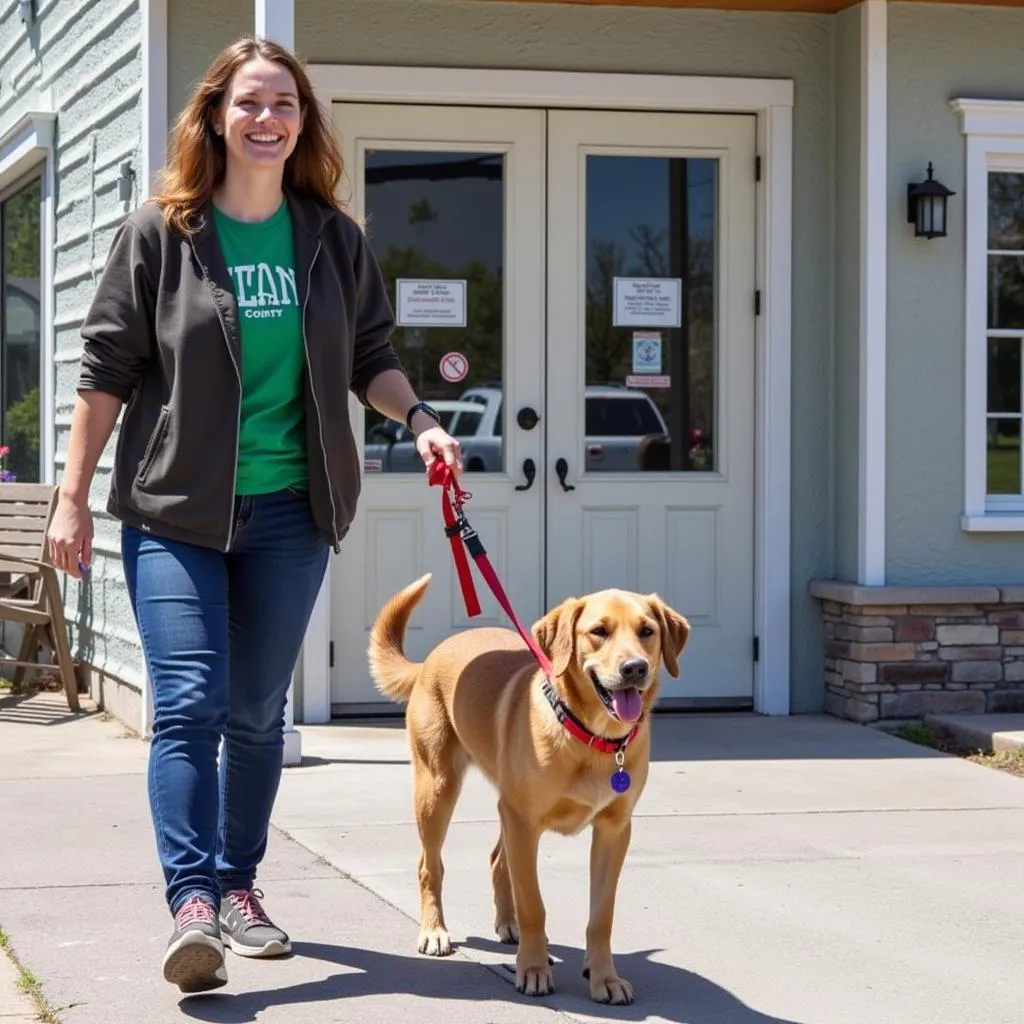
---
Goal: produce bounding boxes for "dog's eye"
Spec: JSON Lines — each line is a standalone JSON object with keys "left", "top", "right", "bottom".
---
{"left": 590, "top": 625, "right": 608, "bottom": 638}
{"left": 638, "top": 625, "right": 654, "bottom": 638}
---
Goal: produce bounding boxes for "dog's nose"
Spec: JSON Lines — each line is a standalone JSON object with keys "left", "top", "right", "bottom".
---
{"left": 619, "top": 658, "right": 649, "bottom": 684}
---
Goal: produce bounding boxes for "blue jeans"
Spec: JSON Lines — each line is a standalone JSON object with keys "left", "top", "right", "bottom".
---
{"left": 122, "top": 488, "right": 330, "bottom": 915}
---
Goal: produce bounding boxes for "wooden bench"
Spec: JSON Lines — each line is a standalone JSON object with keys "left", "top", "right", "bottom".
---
{"left": 0, "top": 483, "right": 80, "bottom": 712}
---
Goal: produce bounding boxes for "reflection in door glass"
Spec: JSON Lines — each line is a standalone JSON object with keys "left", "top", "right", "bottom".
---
{"left": 362, "top": 150, "right": 505, "bottom": 474}
{"left": 585, "top": 155, "right": 716, "bottom": 473}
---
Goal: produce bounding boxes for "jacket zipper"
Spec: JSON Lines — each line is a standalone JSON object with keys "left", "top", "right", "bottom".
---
{"left": 189, "top": 235, "right": 242, "bottom": 552}
{"left": 302, "top": 239, "right": 340, "bottom": 551}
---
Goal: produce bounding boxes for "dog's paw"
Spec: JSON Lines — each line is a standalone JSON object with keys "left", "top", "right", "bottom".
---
{"left": 495, "top": 919, "right": 519, "bottom": 944}
{"left": 515, "top": 963, "right": 554, "bottom": 997}
{"left": 417, "top": 926, "right": 453, "bottom": 957}
{"left": 584, "top": 968, "right": 634, "bottom": 1006}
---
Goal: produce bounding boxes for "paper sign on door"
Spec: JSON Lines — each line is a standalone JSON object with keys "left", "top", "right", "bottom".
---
{"left": 613, "top": 277, "right": 682, "bottom": 328}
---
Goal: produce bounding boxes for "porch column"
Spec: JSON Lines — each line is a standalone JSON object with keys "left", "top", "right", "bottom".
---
{"left": 255, "top": 0, "right": 294, "bottom": 49}
{"left": 254, "top": 0, "right": 305, "bottom": 765}
{"left": 858, "top": 0, "right": 888, "bottom": 585}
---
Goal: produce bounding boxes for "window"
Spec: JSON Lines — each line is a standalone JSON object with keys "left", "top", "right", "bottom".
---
{"left": 0, "top": 175, "right": 43, "bottom": 483}
{"left": 954, "top": 99, "right": 1024, "bottom": 531}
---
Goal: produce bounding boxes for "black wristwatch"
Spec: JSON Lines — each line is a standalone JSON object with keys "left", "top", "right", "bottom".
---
{"left": 405, "top": 401, "right": 441, "bottom": 432}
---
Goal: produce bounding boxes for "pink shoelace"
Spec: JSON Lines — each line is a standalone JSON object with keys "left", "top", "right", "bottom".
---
{"left": 175, "top": 894, "right": 216, "bottom": 928}
{"left": 224, "top": 888, "right": 272, "bottom": 926}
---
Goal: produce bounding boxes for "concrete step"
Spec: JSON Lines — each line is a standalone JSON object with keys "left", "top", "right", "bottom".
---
{"left": 924, "top": 713, "right": 1024, "bottom": 754}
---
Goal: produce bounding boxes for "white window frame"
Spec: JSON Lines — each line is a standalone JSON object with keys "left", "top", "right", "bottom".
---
{"left": 0, "top": 111, "right": 56, "bottom": 485}
{"left": 953, "top": 99, "right": 1024, "bottom": 532}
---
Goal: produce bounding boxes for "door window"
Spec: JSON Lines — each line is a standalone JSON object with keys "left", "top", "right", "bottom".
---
{"left": 361, "top": 150, "right": 506, "bottom": 474}
{"left": 584, "top": 155, "right": 717, "bottom": 473}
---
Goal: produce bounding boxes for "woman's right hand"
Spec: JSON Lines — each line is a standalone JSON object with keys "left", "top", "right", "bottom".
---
{"left": 47, "top": 492, "right": 93, "bottom": 579}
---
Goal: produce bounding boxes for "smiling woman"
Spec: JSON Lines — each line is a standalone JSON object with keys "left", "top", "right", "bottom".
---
{"left": 48, "top": 34, "right": 464, "bottom": 998}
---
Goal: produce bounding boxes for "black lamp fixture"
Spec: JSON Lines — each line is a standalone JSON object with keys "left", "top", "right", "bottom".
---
{"left": 907, "top": 162, "right": 956, "bottom": 240}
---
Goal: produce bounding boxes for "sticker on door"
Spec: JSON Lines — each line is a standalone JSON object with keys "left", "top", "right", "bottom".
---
{"left": 439, "top": 351, "right": 469, "bottom": 383}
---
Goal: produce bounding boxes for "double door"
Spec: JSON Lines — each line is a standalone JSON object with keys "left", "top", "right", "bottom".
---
{"left": 329, "top": 103, "right": 756, "bottom": 712}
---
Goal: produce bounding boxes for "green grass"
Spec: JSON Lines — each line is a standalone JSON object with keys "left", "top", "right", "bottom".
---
{"left": 894, "top": 722, "right": 1024, "bottom": 777}
{"left": 0, "top": 925, "right": 63, "bottom": 1023}
{"left": 987, "top": 443, "right": 1021, "bottom": 495}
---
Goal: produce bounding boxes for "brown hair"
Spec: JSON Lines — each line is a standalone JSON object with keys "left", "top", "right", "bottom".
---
{"left": 150, "top": 36, "right": 347, "bottom": 236}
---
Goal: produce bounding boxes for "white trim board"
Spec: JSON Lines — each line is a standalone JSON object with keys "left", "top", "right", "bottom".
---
{"left": 0, "top": 111, "right": 55, "bottom": 188}
{"left": 858, "top": 0, "right": 887, "bottom": 585}
{"left": 952, "top": 97, "right": 1024, "bottom": 533}
{"left": 305, "top": 64, "right": 794, "bottom": 717}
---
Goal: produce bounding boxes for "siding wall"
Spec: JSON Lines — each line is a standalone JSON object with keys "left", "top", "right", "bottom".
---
{"left": 886, "top": 2, "right": 1024, "bottom": 584}
{"left": 0, "top": 0, "right": 147, "bottom": 696}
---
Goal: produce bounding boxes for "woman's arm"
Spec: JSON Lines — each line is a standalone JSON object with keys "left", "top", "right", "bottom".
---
{"left": 365, "top": 369, "right": 463, "bottom": 473}
{"left": 47, "top": 391, "right": 124, "bottom": 577}
{"left": 59, "top": 392, "right": 123, "bottom": 504}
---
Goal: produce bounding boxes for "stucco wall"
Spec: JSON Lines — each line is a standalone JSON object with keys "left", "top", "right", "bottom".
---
{"left": 168, "top": 0, "right": 837, "bottom": 712}
{"left": 887, "top": 3, "right": 1024, "bottom": 585}
{"left": 0, "top": 0, "right": 146, "bottom": 693}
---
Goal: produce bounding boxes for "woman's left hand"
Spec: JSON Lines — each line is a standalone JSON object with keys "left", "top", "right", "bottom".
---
{"left": 416, "top": 426, "right": 464, "bottom": 477}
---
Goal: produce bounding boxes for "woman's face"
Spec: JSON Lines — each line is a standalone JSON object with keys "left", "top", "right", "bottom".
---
{"left": 213, "top": 56, "right": 304, "bottom": 177}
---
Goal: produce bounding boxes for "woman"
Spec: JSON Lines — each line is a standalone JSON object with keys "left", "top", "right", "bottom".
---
{"left": 47, "top": 36, "right": 462, "bottom": 994}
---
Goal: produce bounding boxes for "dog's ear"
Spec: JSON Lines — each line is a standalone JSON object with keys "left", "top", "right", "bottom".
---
{"left": 531, "top": 597, "right": 584, "bottom": 678}
{"left": 647, "top": 595, "right": 690, "bottom": 678}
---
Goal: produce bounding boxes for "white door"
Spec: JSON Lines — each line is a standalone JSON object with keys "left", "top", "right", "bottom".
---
{"left": 329, "top": 104, "right": 546, "bottom": 709}
{"left": 327, "top": 105, "right": 756, "bottom": 711}
{"left": 546, "top": 110, "right": 756, "bottom": 701}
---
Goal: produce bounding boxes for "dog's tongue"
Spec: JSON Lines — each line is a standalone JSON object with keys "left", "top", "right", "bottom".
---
{"left": 611, "top": 687, "right": 643, "bottom": 723}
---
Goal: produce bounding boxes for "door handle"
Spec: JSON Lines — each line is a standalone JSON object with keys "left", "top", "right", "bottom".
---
{"left": 554, "top": 457, "right": 576, "bottom": 492}
{"left": 516, "top": 406, "right": 540, "bottom": 431}
{"left": 515, "top": 457, "right": 537, "bottom": 491}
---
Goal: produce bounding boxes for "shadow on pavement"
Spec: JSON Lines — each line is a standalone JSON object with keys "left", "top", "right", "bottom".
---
{"left": 0, "top": 690, "right": 98, "bottom": 726}
{"left": 176, "top": 937, "right": 805, "bottom": 1024}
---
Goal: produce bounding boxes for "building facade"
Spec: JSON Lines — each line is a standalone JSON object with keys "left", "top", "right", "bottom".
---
{"left": 1, "top": 0, "right": 1023, "bottom": 758}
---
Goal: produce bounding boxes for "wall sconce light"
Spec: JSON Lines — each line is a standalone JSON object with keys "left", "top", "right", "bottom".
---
{"left": 117, "top": 160, "right": 136, "bottom": 203}
{"left": 907, "top": 162, "right": 955, "bottom": 240}
{"left": 18, "top": 0, "right": 34, "bottom": 25}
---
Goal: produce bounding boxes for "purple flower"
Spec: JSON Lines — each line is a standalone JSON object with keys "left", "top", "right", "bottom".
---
{"left": 0, "top": 470, "right": 16, "bottom": 482}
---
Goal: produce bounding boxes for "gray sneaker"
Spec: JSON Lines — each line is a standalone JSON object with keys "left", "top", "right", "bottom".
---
{"left": 219, "top": 888, "right": 291, "bottom": 958}
{"left": 162, "top": 894, "right": 227, "bottom": 994}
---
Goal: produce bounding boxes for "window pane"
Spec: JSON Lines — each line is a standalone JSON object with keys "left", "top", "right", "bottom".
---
{"left": 987, "top": 338, "right": 1022, "bottom": 413}
{"left": 361, "top": 150, "right": 505, "bottom": 475}
{"left": 987, "top": 417, "right": 1022, "bottom": 495}
{"left": 584, "top": 155, "right": 717, "bottom": 473}
{"left": 988, "top": 255, "right": 1024, "bottom": 330}
{"left": 988, "top": 172, "right": 1024, "bottom": 251}
{"left": 1, "top": 178, "right": 42, "bottom": 483}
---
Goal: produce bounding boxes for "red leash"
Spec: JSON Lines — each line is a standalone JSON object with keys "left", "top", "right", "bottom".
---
{"left": 428, "top": 458, "right": 553, "bottom": 677}
{"left": 428, "top": 458, "right": 638, "bottom": 780}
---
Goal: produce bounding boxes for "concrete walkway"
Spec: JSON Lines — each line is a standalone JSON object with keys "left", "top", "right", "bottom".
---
{"left": 1, "top": 691, "right": 1023, "bottom": 1023}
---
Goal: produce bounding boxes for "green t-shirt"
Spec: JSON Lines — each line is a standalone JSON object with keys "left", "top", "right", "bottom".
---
{"left": 213, "top": 200, "right": 308, "bottom": 496}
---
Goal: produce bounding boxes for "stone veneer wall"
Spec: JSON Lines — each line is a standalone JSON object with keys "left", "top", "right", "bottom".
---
{"left": 809, "top": 582, "right": 1024, "bottom": 723}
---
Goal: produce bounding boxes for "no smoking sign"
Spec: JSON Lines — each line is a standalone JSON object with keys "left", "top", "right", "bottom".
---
{"left": 439, "top": 351, "right": 469, "bottom": 383}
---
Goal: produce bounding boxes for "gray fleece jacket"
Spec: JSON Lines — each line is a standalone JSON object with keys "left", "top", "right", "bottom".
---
{"left": 78, "top": 191, "right": 404, "bottom": 552}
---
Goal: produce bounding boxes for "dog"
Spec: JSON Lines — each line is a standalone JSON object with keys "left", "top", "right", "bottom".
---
{"left": 367, "top": 573, "right": 689, "bottom": 1005}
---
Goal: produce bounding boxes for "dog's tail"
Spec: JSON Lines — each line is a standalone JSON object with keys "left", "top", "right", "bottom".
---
{"left": 367, "top": 573, "right": 433, "bottom": 703}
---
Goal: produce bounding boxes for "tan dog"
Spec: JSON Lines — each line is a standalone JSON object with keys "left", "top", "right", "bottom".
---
{"left": 368, "top": 574, "right": 689, "bottom": 1005}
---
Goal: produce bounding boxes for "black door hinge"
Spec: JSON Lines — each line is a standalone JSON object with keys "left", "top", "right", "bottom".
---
{"left": 755, "top": 155, "right": 762, "bottom": 182}
{"left": 329, "top": 641, "right": 335, "bottom": 668}
{"left": 753, "top": 636, "right": 760, "bottom": 663}
{"left": 755, "top": 290, "right": 762, "bottom": 316}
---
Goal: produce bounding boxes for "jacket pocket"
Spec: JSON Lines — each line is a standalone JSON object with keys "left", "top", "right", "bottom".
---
{"left": 135, "top": 405, "right": 171, "bottom": 485}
